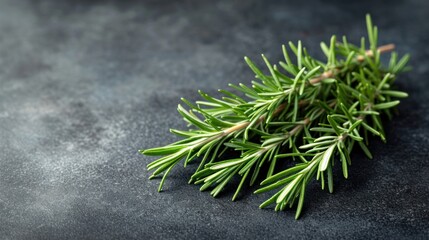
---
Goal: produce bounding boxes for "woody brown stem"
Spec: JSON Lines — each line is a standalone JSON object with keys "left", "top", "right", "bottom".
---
{"left": 222, "top": 100, "right": 309, "bottom": 136}
{"left": 357, "top": 43, "right": 395, "bottom": 61}
{"left": 310, "top": 44, "right": 395, "bottom": 85}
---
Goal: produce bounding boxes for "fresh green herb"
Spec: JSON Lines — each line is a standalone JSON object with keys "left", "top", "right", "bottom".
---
{"left": 140, "top": 15, "right": 410, "bottom": 219}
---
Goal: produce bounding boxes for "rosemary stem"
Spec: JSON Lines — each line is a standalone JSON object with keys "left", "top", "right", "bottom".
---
{"left": 310, "top": 43, "right": 395, "bottom": 84}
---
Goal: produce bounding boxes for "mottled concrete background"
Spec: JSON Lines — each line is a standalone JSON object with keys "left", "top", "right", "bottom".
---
{"left": 0, "top": 0, "right": 428, "bottom": 239}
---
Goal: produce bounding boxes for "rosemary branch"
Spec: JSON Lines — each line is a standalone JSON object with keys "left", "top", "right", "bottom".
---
{"left": 141, "top": 15, "right": 410, "bottom": 219}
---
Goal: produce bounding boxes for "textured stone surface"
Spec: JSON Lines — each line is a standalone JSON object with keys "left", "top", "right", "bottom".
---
{"left": 0, "top": 0, "right": 428, "bottom": 239}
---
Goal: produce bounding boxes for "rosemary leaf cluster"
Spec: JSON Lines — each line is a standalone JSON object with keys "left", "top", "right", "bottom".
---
{"left": 141, "top": 15, "right": 410, "bottom": 219}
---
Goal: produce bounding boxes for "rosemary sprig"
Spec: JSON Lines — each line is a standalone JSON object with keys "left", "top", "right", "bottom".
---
{"left": 141, "top": 15, "right": 410, "bottom": 219}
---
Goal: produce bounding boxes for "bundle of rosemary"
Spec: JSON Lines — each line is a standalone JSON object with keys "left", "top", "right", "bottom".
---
{"left": 141, "top": 15, "right": 410, "bottom": 219}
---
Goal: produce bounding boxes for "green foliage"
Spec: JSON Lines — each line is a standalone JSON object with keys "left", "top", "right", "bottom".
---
{"left": 140, "top": 15, "right": 410, "bottom": 219}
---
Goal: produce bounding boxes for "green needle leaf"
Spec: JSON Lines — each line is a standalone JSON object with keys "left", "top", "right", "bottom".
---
{"left": 319, "top": 144, "right": 336, "bottom": 172}
{"left": 373, "top": 100, "right": 400, "bottom": 110}
{"left": 380, "top": 90, "right": 408, "bottom": 98}
{"left": 295, "top": 184, "right": 306, "bottom": 219}
{"left": 276, "top": 175, "right": 302, "bottom": 204}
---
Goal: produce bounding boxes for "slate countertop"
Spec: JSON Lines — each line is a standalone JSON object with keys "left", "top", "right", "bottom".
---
{"left": 0, "top": 0, "right": 428, "bottom": 239}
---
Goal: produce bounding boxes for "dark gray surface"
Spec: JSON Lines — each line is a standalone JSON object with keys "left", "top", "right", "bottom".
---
{"left": 0, "top": 0, "right": 428, "bottom": 239}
